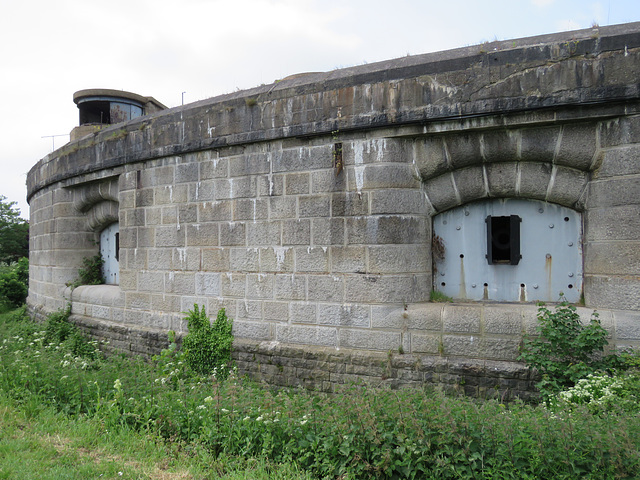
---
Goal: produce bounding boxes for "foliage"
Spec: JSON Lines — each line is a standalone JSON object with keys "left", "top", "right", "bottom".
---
{"left": 182, "top": 305, "right": 233, "bottom": 376}
{"left": 518, "top": 303, "right": 622, "bottom": 399}
{"left": 0, "top": 257, "right": 29, "bottom": 307}
{"left": 2, "top": 309, "right": 640, "bottom": 479}
{"left": 548, "top": 371, "right": 640, "bottom": 414}
{"left": 77, "top": 254, "right": 105, "bottom": 286}
{"left": 0, "top": 195, "right": 29, "bottom": 264}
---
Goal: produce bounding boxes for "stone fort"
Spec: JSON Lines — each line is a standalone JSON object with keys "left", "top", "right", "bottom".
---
{"left": 27, "top": 23, "right": 640, "bottom": 397}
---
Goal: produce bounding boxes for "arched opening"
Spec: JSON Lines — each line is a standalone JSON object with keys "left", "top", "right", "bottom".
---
{"left": 433, "top": 198, "right": 582, "bottom": 303}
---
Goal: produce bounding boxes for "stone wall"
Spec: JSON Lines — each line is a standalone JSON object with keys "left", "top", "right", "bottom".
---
{"left": 26, "top": 22, "right": 640, "bottom": 393}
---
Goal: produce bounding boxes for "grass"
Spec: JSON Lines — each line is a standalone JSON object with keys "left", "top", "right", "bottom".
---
{"left": 2, "top": 306, "right": 640, "bottom": 479}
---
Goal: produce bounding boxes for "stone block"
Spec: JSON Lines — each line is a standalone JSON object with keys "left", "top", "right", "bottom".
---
{"left": 595, "top": 145, "right": 640, "bottom": 178}
{"left": 332, "top": 192, "right": 369, "bottom": 217}
{"left": 338, "top": 328, "right": 401, "bottom": 351}
{"left": 234, "top": 198, "right": 269, "bottom": 221}
{"left": 312, "top": 218, "right": 345, "bottom": 246}
{"left": 599, "top": 115, "right": 640, "bottom": 148}
{"left": 258, "top": 173, "right": 284, "bottom": 197}
{"left": 368, "top": 244, "right": 430, "bottom": 274}
{"left": 229, "top": 154, "right": 270, "bottom": 177}
{"left": 584, "top": 242, "right": 640, "bottom": 275}
{"left": 274, "top": 274, "right": 307, "bottom": 300}
{"left": 424, "top": 173, "right": 459, "bottom": 212}
{"left": 290, "top": 302, "right": 317, "bottom": 323}
{"left": 138, "top": 271, "right": 165, "bottom": 292}
{"left": 613, "top": 311, "right": 640, "bottom": 340}
{"left": 442, "top": 335, "right": 481, "bottom": 357}
{"left": 229, "top": 247, "right": 260, "bottom": 272}
{"left": 358, "top": 164, "right": 420, "bottom": 190}
{"left": 157, "top": 184, "right": 188, "bottom": 205}
{"left": 271, "top": 145, "right": 330, "bottom": 173}
{"left": 311, "top": 169, "right": 347, "bottom": 193}
{"left": 221, "top": 272, "right": 246, "bottom": 297}
{"left": 214, "top": 176, "right": 257, "bottom": 200}
{"left": 175, "top": 162, "right": 199, "bottom": 183}
{"left": 195, "top": 272, "right": 221, "bottom": 296}
{"left": 556, "top": 123, "right": 597, "bottom": 170}
{"left": 307, "top": 275, "right": 344, "bottom": 303}
{"left": 331, "top": 246, "right": 366, "bottom": 273}
{"left": 411, "top": 334, "right": 441, "bottom": 354}
{"left": 161, "top": 206, "right": 178, "bottom": 225}
{"left": 246, "top": 221, "right": 281, "bottom": 246}
{"left": 371, "top": 304, "right": 442, "bottom": 330}
{"left": 547, "top": 166, "right": 588, "bottom": 208}
{"left": 588, "top": 176, "right": 640, "bottom": 209}
{"left": 155, "top": 225, "right": 185, "bottom": 247}
{"left": 236, "top": 299, "right": 263, "bottom": 320}
{"left": 220, "top": 222, "right": 246, "bottom": 246}
{"left": 260, "top": 246, "right": 294, "bottom": 273}
{"left": 413, "top": 136, "right": 449, "bottom": 180}
{"left": 480, "top": 337, "right": 520, "bottom": 361}
{"left": 282, "top": 219, "right": 311, "bottom": 245}
{"left": 482, "top": 129, "right": 518, "bottom": 163}
{"left": 370, "top": 189, "right": 426, "bottom": 215}
{"left": 485, "top": 162, "right": 518, "bottom": 197}
{"left": 186, "top": 222, "right": 219, "bottom": 247}
{"left": 299, "top": 195, "right": 331, "bottom": 218}
{"left": 173, "top": 247, "right": 200, "bottom": 271}
{"left": 454, "top": 166, "right": 487, "bottom": 204}
{"left": 199, "top": 155, "right": 228, "bottom": 180}
{"left": 246, "top": 274, "right": 274, "bottom": 299}
{"left": 444, "top": 133, "right": 481, "bottom": 169}
{"left": 483, "top": 305, "right": 524, "bottom": 335}
{"left": 198, "top": 201, "right": 232, "bottom": 222}
{"left": 126, "top": 292, "right": 152, "bottom": 310}
{"left": 346, "top": 216, "right": 427, "bottom": 245}
{"left": 202, "top": 248, "right": 230, "bottom": 272}
{"left": 347, "top": 138, "right": 407, "bottom": 165}
{"left": 345, "top": 274, "right": 429, "bottom": 304}
{"left": 518, "top": 162, "right": 552, "bottom": 200}
{"left": 233, "top": 320, "right": 272, "bottom": 340}
{"left": 285, "top": 172, "right": 310, "bottom": 195}
{"left": 318, "top": 303, "right": 370, "bottom": 327}
{"left": 295, "top": 246, "right": 329, "bottom": 272}
{"left": 585, "top": 205, "right": 640, "bottom": 241}
{"left": 584, "top": 275, "right": 640, "bottom": 311}
{"left": 276, "top": 324, "right": 337, "bottom": 347}
{"left": 188, "top": 180, "right": 215, "bottom": 202}
{"left": 264, "top": 301, "right": 289, "bottom": 322}
{"left": 124, "top": 208, "right": 146, "bottom": 228}
{"left": 442, "top": 304, "right": 481, "bottom": 334}
{"left": 151, "top": 294, "right": 181, "bottom": 313}
{"left": 165, "top": 272, "right": 195, "bottom": 295}
{"left": 269, "top": 196, "right": 296, "bottom": 219}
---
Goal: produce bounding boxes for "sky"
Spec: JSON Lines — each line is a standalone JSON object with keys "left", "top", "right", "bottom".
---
{"left": 1, "top": 0, "right": 639, "bottom": 220}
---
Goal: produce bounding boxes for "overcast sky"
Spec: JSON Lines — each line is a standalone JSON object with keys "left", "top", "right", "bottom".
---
{"left": 2, "top": 0, "right": 639, "bottom": 219}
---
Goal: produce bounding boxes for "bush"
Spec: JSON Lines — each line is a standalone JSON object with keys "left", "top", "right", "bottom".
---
{"left": 182, "top": 305, "right": 233, "bottom": 377}
{"left": 0, "top": 257, "right": 28, "bottom": 307}
{"left": 519, "top": 303, "right": 622, "bottom": 399}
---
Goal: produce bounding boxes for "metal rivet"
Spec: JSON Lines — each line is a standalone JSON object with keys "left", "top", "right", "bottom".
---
{"left": 549, "top": 224, "right": 554, "bottom": 228}
{"left": 568, "top": 242, "right": 573, "bottom": 246}
{"left": 443, "top": 220, "right": 447, "bottom": 225}
{"left": 440, "top": 272, "right": 445, "bottom": 276}
{"left": 456, "top": 226, "right": 461, "bottom": 230}
{"left": 464, "top": 211, "right": 470, "bottom": 216}
{"left": 538, "top": 208, "right": 544, "bottom": 213}
{"left": 568, "top": 273, "right": 574, "bottom": 277}
{"left": 471, "top": 284, "right": 476, "bottom": 288}
{"left": 533, "top": 284, "right": 539, "bottom": 289}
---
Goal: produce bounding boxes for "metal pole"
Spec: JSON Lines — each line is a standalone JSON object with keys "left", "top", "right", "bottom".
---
{"left": 182, "top": 92, "right": 186, "bottom": 105}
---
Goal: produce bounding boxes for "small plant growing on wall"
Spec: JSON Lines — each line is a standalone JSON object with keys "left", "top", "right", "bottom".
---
{"left": 182, "top": 305, "right": 233, "bottom": 377}
{"left": 67, "top": 254, "right": 104, "bottom": 289}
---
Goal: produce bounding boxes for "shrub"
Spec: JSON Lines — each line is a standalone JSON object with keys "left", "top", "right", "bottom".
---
{"left": 519, "top": 303, "right": 621, "bottom": 399}
{"left": 77, "top": 254, "right": 104, "bottom": 286}
{"left": 0, "top": 257, "right": 28, "bottom": 307}
{"left": 182, "top": 305, "right": 233, "bottom": 377}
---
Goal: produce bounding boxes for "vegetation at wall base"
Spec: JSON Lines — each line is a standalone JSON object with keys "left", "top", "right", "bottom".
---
{"left": 2, "top": 306, "right": 640, "bottom": 479}
{"left": 182, "top": 304, "right": 233, "bottom": 376}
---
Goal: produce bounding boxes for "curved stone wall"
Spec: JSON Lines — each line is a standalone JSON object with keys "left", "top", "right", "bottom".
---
{"left": 26, "top": 23, "right": 640, "bottom": 392}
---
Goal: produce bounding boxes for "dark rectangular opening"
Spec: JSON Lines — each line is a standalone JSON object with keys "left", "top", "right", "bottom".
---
{"left": 486, "top": 215, "right": 521, "bottom": 265}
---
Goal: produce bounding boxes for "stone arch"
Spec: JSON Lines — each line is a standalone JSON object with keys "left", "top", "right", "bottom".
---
{"left": 415, "top": 122, "right": 597, "bottom": 215}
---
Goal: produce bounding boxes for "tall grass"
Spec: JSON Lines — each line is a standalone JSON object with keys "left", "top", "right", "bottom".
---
{"left": 2, "top": 307, "right": 640, "bottom": 479}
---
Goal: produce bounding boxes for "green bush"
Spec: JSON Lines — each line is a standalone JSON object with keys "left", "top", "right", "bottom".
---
{"left": 78, "top": 254, "right": 104, "bottom": 286}
{"left": 0, "top": 257, "right": 28, "bottom": 307}
{"left": 182, "top": 305, "right": 233, "bottom": 377}
{"left": 519, "top": 303, "right": 622, "bottom": 399}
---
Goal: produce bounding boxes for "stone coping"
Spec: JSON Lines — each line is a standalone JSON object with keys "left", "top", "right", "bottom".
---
{"left": 67, "top": 284, "right": 124, "bottom": 307}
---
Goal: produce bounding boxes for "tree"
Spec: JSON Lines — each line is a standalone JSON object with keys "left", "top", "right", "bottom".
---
{"left": 0, "top": 195, "right": 29, "bottom": 264}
